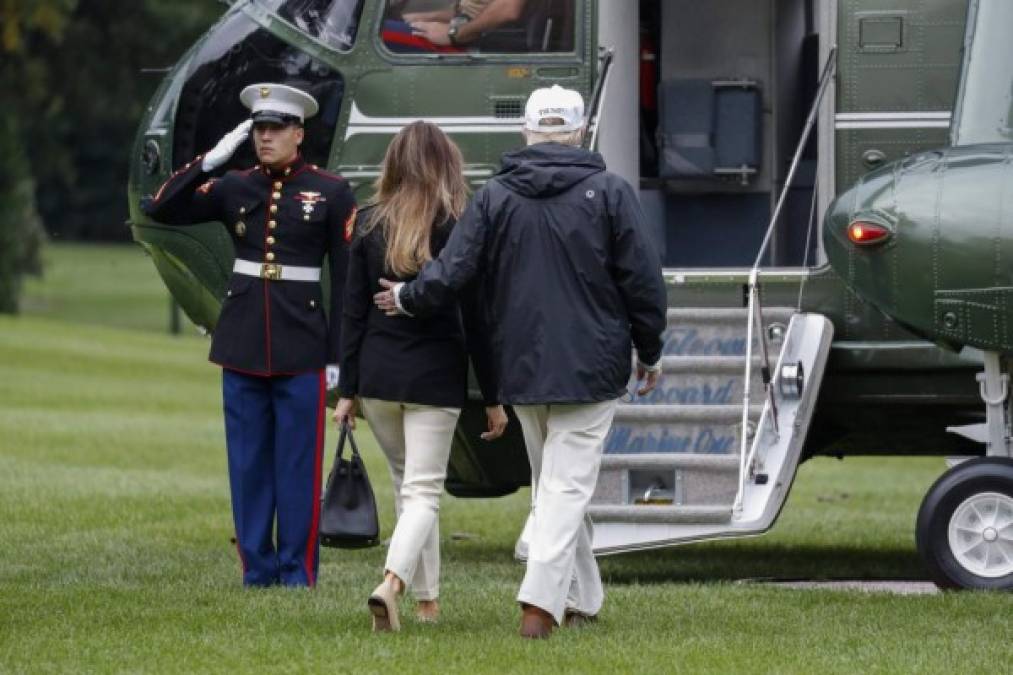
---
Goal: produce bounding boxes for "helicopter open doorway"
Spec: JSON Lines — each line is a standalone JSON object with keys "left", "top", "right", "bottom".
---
{"left": 633, "top": 0, "right": 825, "bottom": 269}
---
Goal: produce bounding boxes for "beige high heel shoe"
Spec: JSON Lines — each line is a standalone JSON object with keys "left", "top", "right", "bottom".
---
{"left": 368, "top": 577, "right": 401, "bottom": 632}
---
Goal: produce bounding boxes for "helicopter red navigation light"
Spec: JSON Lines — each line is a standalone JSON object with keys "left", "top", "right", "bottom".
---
{"left": 847, "top": 221, "right": 891, "bottom": 246}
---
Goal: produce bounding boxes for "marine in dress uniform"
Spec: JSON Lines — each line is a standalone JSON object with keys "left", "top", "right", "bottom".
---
{"left": 142, "top": 83, "right": 356, "bottom": 587}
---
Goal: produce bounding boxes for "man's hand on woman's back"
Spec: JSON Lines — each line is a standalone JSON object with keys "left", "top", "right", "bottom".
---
{"left": 374, "top": 279, "right": 402, "bottom": 316}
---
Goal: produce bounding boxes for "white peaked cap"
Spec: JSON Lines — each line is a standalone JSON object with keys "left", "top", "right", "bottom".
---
{"left": 239, "top": 83, "right": 319, "bottom": 122}
{"left": 524, "top": 85, "right": 585, "bottom": 132}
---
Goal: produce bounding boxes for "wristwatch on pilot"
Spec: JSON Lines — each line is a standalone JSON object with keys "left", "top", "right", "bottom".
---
{"left": 448, "top": 15, "right": 468, "bottom": 46}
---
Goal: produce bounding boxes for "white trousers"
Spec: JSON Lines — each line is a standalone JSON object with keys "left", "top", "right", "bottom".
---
{"left": 360, "top": 398, "right": 461, "bottom": 601}
{"left": 513, "top": 399, "right": 618, "bottom": 624}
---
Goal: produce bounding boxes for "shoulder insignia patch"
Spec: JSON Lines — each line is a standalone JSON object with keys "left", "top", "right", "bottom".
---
{"left": 197, "top": 179, "right": 218, "bottom": 195}
{"left": 343, "top": 206, "right": 357, "bottom": 242}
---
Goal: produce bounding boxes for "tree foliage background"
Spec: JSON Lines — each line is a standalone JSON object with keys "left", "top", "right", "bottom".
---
{"left": 0, "top": 0, "right": 223, "bottom": 310}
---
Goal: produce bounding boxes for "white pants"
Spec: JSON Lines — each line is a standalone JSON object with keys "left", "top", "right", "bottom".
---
{"left": 360, "top": 399, "right": 461, "bottom": 601}
{"left": 513, "top": 399, "right": 618, "bottom": 624}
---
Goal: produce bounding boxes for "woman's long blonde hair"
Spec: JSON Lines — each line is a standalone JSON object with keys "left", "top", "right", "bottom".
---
{"left": 365, "top": 121, "right": 469, "bottom": 277}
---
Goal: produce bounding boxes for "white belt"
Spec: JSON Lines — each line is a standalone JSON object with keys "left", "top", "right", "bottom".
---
{"left": 233, "top": 259, "right": 321, "bottom": 282}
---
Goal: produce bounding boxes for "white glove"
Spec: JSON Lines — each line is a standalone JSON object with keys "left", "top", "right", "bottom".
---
{"left": 325, "top": 364, "right": 340, "bottom": 391}
{"left": 201, "top": 119, "right": 253, "bottom": 172}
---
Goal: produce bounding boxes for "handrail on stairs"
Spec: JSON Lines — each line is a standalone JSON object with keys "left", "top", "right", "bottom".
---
{"left": 733, "top": 47, "right": 837, "bottom": 515}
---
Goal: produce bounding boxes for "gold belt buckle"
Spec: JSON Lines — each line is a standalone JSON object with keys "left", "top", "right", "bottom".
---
{"left": 260, "top": 263, "right": 282, "bottom": 280}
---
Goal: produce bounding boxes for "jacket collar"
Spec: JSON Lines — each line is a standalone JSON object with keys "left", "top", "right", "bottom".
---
{"left": 260, "top": 155, "right": 306, "bottom": 179}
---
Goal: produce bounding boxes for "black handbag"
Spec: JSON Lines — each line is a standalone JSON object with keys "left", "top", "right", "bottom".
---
{"left": 319, "top": 423, "right": 380, "bottom": 548}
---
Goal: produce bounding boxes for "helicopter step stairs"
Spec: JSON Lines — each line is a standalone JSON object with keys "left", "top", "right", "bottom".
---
{"left": 590, "top": 308, "right": 834, "bottom": 554}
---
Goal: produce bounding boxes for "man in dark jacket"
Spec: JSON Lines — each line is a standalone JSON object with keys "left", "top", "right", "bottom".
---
{"left": 374, "top": 85, "right": 666, "bottom": 637}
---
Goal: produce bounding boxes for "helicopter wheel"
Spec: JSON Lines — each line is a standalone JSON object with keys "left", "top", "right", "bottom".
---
{"left": 916, "top": 457, "right": 1013, "bottom": 590}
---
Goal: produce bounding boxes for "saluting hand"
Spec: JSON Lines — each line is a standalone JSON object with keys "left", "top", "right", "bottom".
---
{"left": 481, "top": 405, "right": 508, "bottom": 441}
{"left": 333, "top": 397, "right": 358, "bottom": 429}
{"left": 374, "top": 279, "right": 402, "bottom": 316}
{"left": 202, "top": 119, "right": 253, "bottom": 172}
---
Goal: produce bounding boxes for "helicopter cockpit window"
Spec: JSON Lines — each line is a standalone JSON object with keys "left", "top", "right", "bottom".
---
{"left": 258, "top": 0, "right": 365, "bottom": 51}
{"left": 380, "top": 0, "right": 576, "bottom": 54}
{"left": 172, "top": 10, "right": 344, "bottom": 172}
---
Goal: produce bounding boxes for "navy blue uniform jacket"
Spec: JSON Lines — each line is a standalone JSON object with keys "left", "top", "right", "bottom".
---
{"left": 142, "top": 155, "right": 355, "bottom": 376}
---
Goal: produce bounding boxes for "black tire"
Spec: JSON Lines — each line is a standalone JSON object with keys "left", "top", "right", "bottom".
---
{"left": 916, "top": 457, "right": 1013, "bottom": 591}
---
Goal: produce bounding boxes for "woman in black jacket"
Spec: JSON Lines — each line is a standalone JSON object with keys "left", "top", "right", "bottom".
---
{"left": 334, "top": 121, "right": 505, "bottom": 632}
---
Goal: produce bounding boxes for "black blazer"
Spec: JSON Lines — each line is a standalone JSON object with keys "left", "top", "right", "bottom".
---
{"left": 339, "top": 207, "right": 497, "bottom": 408}
{"left": 142, "top": 155, "right": 355, "bottom": 375}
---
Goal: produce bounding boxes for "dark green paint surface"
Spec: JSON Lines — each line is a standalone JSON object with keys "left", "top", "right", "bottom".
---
{"left": 825, "top": 143, "right": 1013, "bottom": 354}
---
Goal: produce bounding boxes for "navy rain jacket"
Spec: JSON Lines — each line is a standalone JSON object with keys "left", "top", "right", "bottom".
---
{"left": 399, "top": 142, "right": 667, "bottom": 405}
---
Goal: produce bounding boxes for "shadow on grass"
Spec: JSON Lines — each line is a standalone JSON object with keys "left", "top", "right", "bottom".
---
{"left": 600, "top": 543, "right": 927, "bottom": 585}
{"left": 442, "top": 536, "right": 928, "bottom": 585}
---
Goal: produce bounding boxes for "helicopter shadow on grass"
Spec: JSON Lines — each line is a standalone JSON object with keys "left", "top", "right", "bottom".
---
{"left": 598, "top": 541, "right": 927, "bottom": 586}
{"left": 439, "top": 536, "right": 927, "bottom": 585}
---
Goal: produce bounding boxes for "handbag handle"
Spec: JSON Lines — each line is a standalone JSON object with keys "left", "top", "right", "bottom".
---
{"left": 325, "top": 421, "right": 362, "bottom": 492}
{"left": 335, "top": 420, "right": 362, "bottom": 461}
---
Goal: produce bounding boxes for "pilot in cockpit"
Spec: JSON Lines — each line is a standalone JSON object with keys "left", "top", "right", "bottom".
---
{"left": 382, "top": 0, "right": 543, "bottom": 53}
{"left": 405, "top": 0, "right": 527, "bottom": 47}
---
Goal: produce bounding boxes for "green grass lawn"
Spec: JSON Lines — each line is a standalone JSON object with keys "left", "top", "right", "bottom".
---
{"left": 2, "top": 245, "right": 1011, "bottom": 673}
{"left": 21, "top": 243, "right": 197, "bottom": 334}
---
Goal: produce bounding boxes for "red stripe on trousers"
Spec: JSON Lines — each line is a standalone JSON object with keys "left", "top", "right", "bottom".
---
{"left": 304, "top": 371, "right": 325, "bottom": 586}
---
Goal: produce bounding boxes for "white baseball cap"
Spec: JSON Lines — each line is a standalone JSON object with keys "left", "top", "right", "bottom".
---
{"left": 239, "top": 83, "right": 319, "bottom": 125}
{"left": 524, "top": 85, "right": 585, "bottom": 132}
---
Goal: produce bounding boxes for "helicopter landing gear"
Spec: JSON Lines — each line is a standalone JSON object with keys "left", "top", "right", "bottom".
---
{"left": 917, "top": 351, "right": 1013, "bottom": 590}
{"left": 976, "top": 351, "right": 1012, "bottom": 458}
{"left": 916, "top": 457, "right": 1013, "bottom": 590}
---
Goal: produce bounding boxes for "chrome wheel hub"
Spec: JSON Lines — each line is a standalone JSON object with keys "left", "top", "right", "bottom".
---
{"left": 947, "top": 491, "right": 1013, "bottom": 578}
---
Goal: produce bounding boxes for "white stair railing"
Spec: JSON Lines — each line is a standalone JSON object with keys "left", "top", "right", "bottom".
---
{"left": 734, "top": 47, "right": 838, "bottom": 514}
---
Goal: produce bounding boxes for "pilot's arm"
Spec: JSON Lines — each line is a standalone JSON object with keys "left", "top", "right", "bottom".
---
{"left": 410, "top": 0, "right": 527, "bottom": 46}
{"left": 401, "top": 1, "right": 456, "bottom": 23}
{"left": 455, "top": 0, "right": 527, "bottom": 43}
{"left": 141, "top": 120, "right": 252, "bottom": 225}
